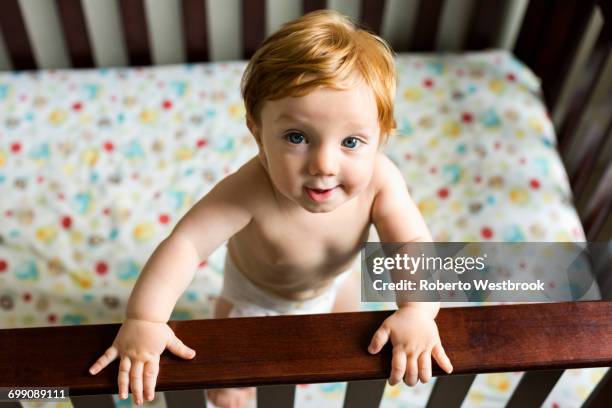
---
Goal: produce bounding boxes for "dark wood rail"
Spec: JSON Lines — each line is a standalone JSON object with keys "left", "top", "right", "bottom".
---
{"left": 0, "top": 301, "right": 610, "bottom": 397}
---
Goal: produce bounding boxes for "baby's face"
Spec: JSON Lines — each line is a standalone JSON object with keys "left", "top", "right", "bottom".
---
{"left": 249, "top": 81, "right": 380, "bottom": 213}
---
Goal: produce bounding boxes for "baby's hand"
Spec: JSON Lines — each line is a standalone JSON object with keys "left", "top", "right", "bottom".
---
{"left": 88, "top": 318, "right": 196, "bottom": 405}
{"left": 368, "top": 307, "right": 453, "bottom": 386}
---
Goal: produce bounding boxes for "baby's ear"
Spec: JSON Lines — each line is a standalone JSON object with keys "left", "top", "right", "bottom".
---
{"left": 246, "top": 114, "right": 262, "bottom": 145}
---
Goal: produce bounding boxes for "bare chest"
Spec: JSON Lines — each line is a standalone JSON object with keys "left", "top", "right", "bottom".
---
{"left": 237, "top": 197, "right": 372, "bottom": 271}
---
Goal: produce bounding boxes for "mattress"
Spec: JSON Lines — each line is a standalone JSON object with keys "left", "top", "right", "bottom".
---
{"left": 0, "top": 50, "right": 607, "bottom": 408}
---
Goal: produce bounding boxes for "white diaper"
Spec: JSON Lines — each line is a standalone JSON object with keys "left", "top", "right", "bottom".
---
{"left": 220, "top": 255, "right": 353, "bottom": 317}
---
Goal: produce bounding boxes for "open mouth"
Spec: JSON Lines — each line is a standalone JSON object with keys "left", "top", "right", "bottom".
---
{"left": 305, "top": 186, "right": 336, "bottom": 202}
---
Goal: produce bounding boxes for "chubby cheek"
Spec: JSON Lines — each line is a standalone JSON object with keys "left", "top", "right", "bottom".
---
{"left": 266, "top": 153, "right": 304, "bottom": 194}
{"left": 341, "top": 160, "right": 374, "bottom": 196}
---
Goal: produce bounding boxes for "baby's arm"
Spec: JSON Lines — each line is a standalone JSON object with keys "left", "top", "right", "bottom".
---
{"left": 127, "top": 165, "right": 255, "bottom": 322}
{"left": 368, "top": 155, "right": 453, "bottom": 386}
{"left": 89, "top": 161, "right": 257, "bottom": 404}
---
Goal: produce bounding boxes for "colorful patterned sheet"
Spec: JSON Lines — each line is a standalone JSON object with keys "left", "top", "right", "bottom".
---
{"left": 0, "top": 50, "right": 606, "bottom": 408}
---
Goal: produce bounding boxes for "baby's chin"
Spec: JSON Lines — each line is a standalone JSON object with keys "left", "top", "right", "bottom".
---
{"left": 300, "top": 202, "right": 339, "bottom": 213}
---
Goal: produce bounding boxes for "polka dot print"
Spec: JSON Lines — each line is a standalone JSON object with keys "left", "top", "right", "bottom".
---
{"left": 0, "top": 51, "right": 594, "bottom": 408}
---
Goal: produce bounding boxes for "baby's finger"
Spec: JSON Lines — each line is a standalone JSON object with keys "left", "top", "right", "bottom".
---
{"left": 404, "top": 354, "right": 418, "bottom": 387}
{"left": 89, "top": 346, "right": 118, "bottom": 375}
{"left": 432, "top": 343, "right": 453, "bottom": 374}
{"left": 417, "top": 350, "right": 432, "bottom": 383}
{"left": 143, "top": 358, "right": 160, "bottom": 402}
{"left": 130, "top": 361, "right": 144, "bottom": 405}
{"left": 389, "top": 348, "right": 406, "bottom": 386}
{"left": 167, "top": 334, "right": 196, "bottom": 359}
{"left": 368, "top": 325, "right": 390, "bottom": 354}
{"left": 118, "top": 356, "right": 132, "bottom": 400}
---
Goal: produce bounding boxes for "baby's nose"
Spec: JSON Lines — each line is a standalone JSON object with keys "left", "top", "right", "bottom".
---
{"left": 308, "top": 147, "right": 339, "bottom": 176}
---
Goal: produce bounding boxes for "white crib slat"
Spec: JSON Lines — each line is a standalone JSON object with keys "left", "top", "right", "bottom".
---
{"left": 145, "top": 0, "right": 186, "bottom": 65}
{"left": 17, "top": 0, "right": 70, "bottom": 69}
{"left": 381, "top": 0, "right": 419, "bottom": 52}
{"left": 497, "top": 0, "right": 528, "bottom": 50}
{"left": 81, "top": 0, "right": 129, "bottom": 67}
{"left": 436, "top": 0, "right": 475, "bottom": 51}
{"left": 505, "top": 369, "right": 564, "bottom": 408}
{"left": 425, "top": 374, "right": 476, "bottom": 407}
{"left": 207, "top": 0, "right": 241, "bottom": 61}
{"left": 328, "top": 0, "right": 361, "bottom": 22}
{"left": 266, "top": 0, "right": 301, "bottom": 37}
{"left": 343, "top": 379, "right": 387, "bottom": 408}
{"left": 165, "top": 389, "right": 207, "bottom": 407}
{"left": 257, "top": 384, "right": 295, "bottom": 408}
{"left": 71, "top": 395, "right": 115, "bottom": 408}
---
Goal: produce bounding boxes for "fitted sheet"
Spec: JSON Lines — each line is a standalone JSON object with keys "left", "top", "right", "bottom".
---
{"left": 0, "top": 50, "right": 606, "bottom": 408}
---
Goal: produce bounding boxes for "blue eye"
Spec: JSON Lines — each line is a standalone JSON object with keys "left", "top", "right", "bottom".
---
{"left": 286, "top": 132, "right": 305, "bottom": 144}
{"left": 342, "top": 137, "right": 360, "bottom": 149}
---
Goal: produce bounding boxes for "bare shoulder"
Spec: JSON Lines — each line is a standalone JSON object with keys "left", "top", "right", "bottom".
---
{"left": 229, "top": 156, "right": 266, "bottom": 188}
{"left": 370, "top": 153, "right": 405, "bottom": 194}
{"left": 170, "top": 156, "right": 269, "bottom": 257}
{"left": 370, "top": 153, "right": 411, "bottom": 221}
{"left": 216, "top": 156, "right": 271, "bottom": 207}
{"left": 369, "top": 153, "right": 433, "bottom": 242}
{"left": 174, "top": 156, "right": 267, "bottom": 231}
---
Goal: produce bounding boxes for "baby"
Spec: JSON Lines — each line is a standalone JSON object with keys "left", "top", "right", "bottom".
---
{"left": 89, "top": 9, "right": 453, "bottom": 407}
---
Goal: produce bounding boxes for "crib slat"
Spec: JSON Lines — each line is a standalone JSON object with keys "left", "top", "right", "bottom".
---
{"left": 257, "top": 384, "right": 295, "bottom": 407}
{"left": 425, "top": 374, "right": 475, "bottom": 407}
{"left": 569, "top": 52, "right": 612, "bottom": 201}
{"left": 559, "top": 36, "right": 609, "bottom": 158}
{"left": 411, "top": 0, "right": 444, "bottom": 51}
{"left": 515, "top": 0, "right": 596, "bottom": 112}
{"left": 242, "top": 0, "right": 266, "bottom": 59}
{"left": 602, "top": 1, "right": 612, "bottom": 41}
{"left": 464, "top": 0, "right": 507, "bottom": 49}
{"left": 118, "top": 0, "right": 152, "bottom": 66}
{"left": 71, "top": 395, "right": 115, "bottom": 407}
{"left": 513, "top": 0, "right": 548, "bottom": 65}
{"left": 181, "top": 0, "right": 209, "bottom": 62}
{"left": 342, "top": 379, "right": 386, "bottom": 408}
{"left": 303, "top": 0, "right": 327, "bottom": 14}
{"left": 552, "top": 6, "right": 603, "bottom": 130}
{"left": 536, "top": 0, "right": 596, "bottom": 114}
{"left": 561, "top": 53, "right": 611, "bottom": 172}
{"left": 583, "top": 368, "right": 612, "bottom": 408}
{"left": 360, "top": 0, "right": 386, "bottom": 35}
{"left": 56, "top": 0, "right": 95, "bottom": 68}
{"left": 506, "top": 369, "right": 564, "bottom": 408}
{"left": 165, "top": 389, "right": 207, "bottom": 407}
{"left": 584, "top": 171, "right": 612, "bottom": 241}
{"left": 0, "top": 0, "right": 37, "bottom": 70}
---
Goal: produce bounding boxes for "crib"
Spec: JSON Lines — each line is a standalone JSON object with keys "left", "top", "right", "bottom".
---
{"left": 0, "top": 0, "right": 611, "bottom": 407}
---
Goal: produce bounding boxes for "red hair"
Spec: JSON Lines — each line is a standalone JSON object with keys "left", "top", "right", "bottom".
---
{"left": 241, "top": 9, "right": 397, "bottom": 143}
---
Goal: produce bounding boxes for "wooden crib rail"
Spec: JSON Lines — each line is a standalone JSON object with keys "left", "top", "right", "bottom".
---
{"left": 0, "top": 302, "right": 610, "bottom": 401}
